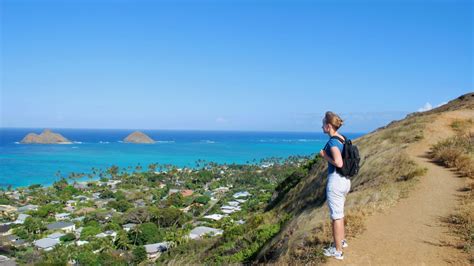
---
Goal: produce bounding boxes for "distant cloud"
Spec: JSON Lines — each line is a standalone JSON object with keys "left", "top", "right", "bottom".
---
{"left": 417, "top": 101, "right": 448, "bottom": 112}
{"left": 215, "top": 117, "right": 228, "bottom": 123}
{"left": 417, "top": 102, "right": 433, "bottom": 112}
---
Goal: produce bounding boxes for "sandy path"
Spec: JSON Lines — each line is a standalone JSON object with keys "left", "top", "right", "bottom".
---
{"left": 326, "top": 110, "right": 473, "bottom": 265}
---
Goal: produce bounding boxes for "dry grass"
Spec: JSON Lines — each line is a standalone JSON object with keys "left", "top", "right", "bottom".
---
{"left": 430, "top": 119, "right": 474, "bottom": 178}
{"left": 433, "top": 119, "right": 474, "bottom": 262}
{"left": 451, "top": 118, "right": 473, "bottom": 134}
{"left": 441, "top": 181, "right": 473, "bottom": 263}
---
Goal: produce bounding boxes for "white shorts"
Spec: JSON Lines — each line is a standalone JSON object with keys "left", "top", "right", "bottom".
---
{"left": 326, "top": 171, "right": 351, "bottom": 220}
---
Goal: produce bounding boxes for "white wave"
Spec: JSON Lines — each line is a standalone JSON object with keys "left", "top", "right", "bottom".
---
{"left": 73, "top": 141, "right": 83, "bottom": 144}
{"left": 156, "top": 140, "right": 175, "bottom": 144}
{"left": 259, "top": 139, "right": 277, "bottom": 143}
{"left": 260, "top": 139, "right": 320, "bottom": 143}
{"left": 296, "top": 139, "right": 319, "bottom": 142}
{"left": 201, "top": 140, "right": 216, "bottom": 144}
{"left": 14, "top": 142, "right": 20, "bottom": 144}
{"left": 99, "top": 141, "right": 110, "bottom": 144}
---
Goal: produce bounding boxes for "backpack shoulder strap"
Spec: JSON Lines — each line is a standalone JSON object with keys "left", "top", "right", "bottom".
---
{"left": 330, "top": 135, "right": 345, "bottom": 144}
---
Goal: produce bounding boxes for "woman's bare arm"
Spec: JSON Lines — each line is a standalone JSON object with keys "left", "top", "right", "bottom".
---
{"left": 320, "top": 147, "right": 343, "bottom": 168}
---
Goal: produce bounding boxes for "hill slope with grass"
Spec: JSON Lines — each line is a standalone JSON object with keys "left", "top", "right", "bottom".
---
{"left": 253, "top": 92, "right": 473, "bottom": 264}
{"left": 158, "top": 93, "right": 473, "bottom": 265}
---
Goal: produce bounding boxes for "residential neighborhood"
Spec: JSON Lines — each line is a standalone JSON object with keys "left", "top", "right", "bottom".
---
{"left": 0, "top": 156, "right": 306, "bottom": 264}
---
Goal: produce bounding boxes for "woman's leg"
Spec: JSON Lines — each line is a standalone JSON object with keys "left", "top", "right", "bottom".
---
{"left": 332, "top": 218, "right": 344, "bottom": 252}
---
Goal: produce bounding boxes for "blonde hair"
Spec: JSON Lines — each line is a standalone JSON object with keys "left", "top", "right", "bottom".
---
{"left": 324, "top": 111, "right": 344, "bottom": 130}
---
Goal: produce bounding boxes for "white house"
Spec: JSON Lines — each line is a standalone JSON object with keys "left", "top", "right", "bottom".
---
{"left": 73, "top": 182, "right": 88, "bottom": 190}
{"left": 168, "top": 188, "right": 179, "bottom": 195}
{"left": 95, "top": 230, "right": 117, "bottom": 240}
{"left": 188, "top": 226, "right": 223, "bottom": 240}
{"left": 71, "top": 216, "right": 85, "bottom": 222}
{"left": 221, "top": 205, "right": 241, "bottom": 211}
{"left": 74, "top": 227, "right": 83, "bottom": 238}
{"left": 34, "top": 238, "right": 60, "bottom": 251}
{"left": 66, "top": 200, "right": 77, "bottom": 207}
{"left": 203, "top": 214, "right": 226, "bottom": 221}
{"left": 73, "top": 195, "right": 89, "bottom": 201}
{"left": 106, "top": 180, "right": 121, "bottom": 189}
{"left": 13, "top": 213, "right": 30, "bottom": 224}
{"left": 76, "top": 240, "right": 89, "bottom": 246}
{"left": 233, "top": 191, "right": 251, "bottom": 198}
{"left": 213, "top": 187, "right": 229, "bottom": 193}
{"left": 227, "top": 201, "right": 240, "bottom": 207}
{"left": 144, "top": 242, "right": 171, "bottom": 259}
{"left": 47, "top": 232, "right": 65, "bottom": 239}
{"left": 46, "top": 221, "right": 76, "bottom": 233}
{"left": 55, "top": 213, "right": 70, "bottom": 221}
{"left": 0, "top": 255, "right": 15, "bottom": 266}
{"left": 122, "top": 223, "right": 137, "bottom": 232}
{"left": 17, "top": 204, "right": 38, "bottom": 213}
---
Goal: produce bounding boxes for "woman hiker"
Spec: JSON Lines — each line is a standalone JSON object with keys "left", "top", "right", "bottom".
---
{"left": 320, "top": 111, "right": 351, "bottom": 260}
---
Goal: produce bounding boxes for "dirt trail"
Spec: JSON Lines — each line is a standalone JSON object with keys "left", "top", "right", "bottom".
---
{"left": 326, "top": 110, "right": 473, "bottom": 265}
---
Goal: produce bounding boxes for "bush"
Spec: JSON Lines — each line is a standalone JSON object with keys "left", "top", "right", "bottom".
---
{"left": 132, "top": 246, "right": 147, "bottom": 264}
{"left": 81, "top": 225, "right": 102, "bottom": 240}
{"left": 431, "top": 132, "right": 474, "bottom": 178}
{"left": 194, "top": 195, "right": 210, "bottom": 205}
{"left": 60, "top": 232, "right": 76, "bottom": 242}
{"left": 129, "top": 222, "right": 164, "bottom": 245}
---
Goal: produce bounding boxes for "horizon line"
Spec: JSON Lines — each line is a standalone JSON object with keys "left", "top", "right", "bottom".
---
{"left": 0, "top": 126, "right": 367, "bottom": 134}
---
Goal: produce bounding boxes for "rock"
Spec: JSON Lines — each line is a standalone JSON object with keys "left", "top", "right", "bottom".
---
{"left": 123, "top": 131, "right": 155, "bottom": 144}
{"left": 20, "top": 129, "right": 72, "bottom": 144}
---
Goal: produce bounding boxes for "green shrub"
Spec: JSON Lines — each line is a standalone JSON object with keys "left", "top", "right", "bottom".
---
{"left": 132, "top": 246, "right": 147, "bottom": 264}
{"left": 60, "top": 232, "right": 76, "bottom": 242}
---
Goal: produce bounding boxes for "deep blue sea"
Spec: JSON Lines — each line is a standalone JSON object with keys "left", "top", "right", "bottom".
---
{"left": 0, "top": 128, "right": 364, "bottom": 188}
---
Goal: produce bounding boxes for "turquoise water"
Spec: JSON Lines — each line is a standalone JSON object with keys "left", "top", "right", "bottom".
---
{"left": 0, "top": 128, "right": 364, "bottom": 188}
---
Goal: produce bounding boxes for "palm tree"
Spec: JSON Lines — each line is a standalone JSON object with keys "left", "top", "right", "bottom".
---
{"left": 107, "top": 165, "right": 119, "bottom": 178}
{"left": 148, "top": 163, "right": 158, "bottom": 173}
{"left": 114, "top": 230, "right": 131, "bottom": 251}
{"left": 130, "top": 226, "right": 143, "bottom": 246}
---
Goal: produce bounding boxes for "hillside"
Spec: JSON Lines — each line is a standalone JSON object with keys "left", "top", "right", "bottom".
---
{"left": 156, "top": 93, "right": 473, "bottom": 265}
{"left": 253, "top": 92, "right": 473, "bottom": 264}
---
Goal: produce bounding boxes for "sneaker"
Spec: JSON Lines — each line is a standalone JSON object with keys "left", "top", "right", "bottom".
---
{"left": 330, "top": 239, "right": 349, "bottom": 249}
{"left": 323, "top": 246, "right": 344, "bottom": 260}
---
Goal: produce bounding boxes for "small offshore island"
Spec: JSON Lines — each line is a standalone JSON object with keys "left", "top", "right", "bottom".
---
{"left": 123, "top": 131, "right": 156, "bottom": 144}
{"left": 20, "top": 129, "right": 72, "bottom": 144}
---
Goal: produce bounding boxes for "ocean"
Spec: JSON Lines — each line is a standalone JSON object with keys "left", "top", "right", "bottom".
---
{"left": 0, "top": 128, "right": 364, "bottom": 188}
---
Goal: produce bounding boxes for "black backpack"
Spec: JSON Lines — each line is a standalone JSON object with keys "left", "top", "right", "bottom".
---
{"left": 330, "top": 135, "right": 360, "bottom": 178}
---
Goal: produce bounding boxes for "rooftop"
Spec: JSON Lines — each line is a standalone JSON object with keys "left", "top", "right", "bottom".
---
{"left": 34, "top": 238, "right": 59, "bottom": 249}
{"left": 46, "top": 221, "right": 75, "bottom": 230}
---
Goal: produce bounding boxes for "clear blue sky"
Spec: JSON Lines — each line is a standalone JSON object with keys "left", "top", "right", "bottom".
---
{"left": 1, "top": 0, "right": 472, "bottom": 132}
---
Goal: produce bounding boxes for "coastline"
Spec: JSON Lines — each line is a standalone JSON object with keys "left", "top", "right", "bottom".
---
{"left": 1, "top": 129, "right": 365, "bottom": 189}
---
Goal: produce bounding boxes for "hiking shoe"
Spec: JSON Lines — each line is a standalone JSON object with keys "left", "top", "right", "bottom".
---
{"left": 330, "top": 239, "right": 349, "bottom": 249}
{"left": 323, "top": 246, "right": 344, "bottom": 260}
